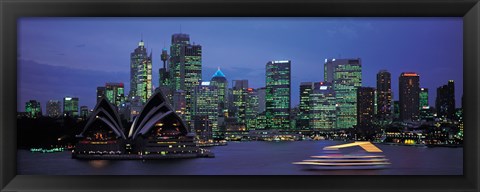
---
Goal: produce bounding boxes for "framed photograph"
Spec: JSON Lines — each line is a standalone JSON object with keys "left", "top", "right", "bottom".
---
{"left": 1, "top": 0, "right": 479, "bottom": 191}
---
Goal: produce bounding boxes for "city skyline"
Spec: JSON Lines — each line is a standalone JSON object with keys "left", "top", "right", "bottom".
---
{"left": 18, "top": 18, "right": 463, "bottom": 113}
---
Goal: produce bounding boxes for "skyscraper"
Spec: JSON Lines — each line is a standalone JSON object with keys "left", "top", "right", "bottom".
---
{"left": 357, "top": 87, "right": 376, "bottom": 127}
{"left": 399, "top": 72, "right": 420, "bottom": 121}
{"left": 309, "top": 82, "right": 336, "bottom": 129}
{"left": 257, "top": 87, "right": 266, "bottom": 113}
{"left": 210, "top": 68, "right": 228, "bottom": 117}
{"left": 193, "top": 81, "right": 219, "bottom": 137}
{"left": 376, "top": 70, "right": 392, "bottom": 119}
{"left": 436, "top": 80, "right": 455, "bottom": 120}
{"left": 324, "top": 58, "right": 362, "bottom": 129}
{"left": 105, "top": 82, "right": 125, "bottom": 107}
{"left": 232, "top": 80, "right": 248, "bottom": 125}
{"left": 80, "top": 106, "right": 89, "bottom": 119}
{"left": 130, "top": 39, "right": 152, "bottom": 103}
{"left": 298, "top": 82, "right": 314, "bottom": 130}
{"left": 63, "top": 97, "right": 79, "bottom": 117}
{"left": 25, "top": 100, "right": 42, "bottom": 119}
{"left": 419, "top": 88, "right": 431, "bottom": 120}
{"left": 266, "top": 60, "right": 291, "bottom": 130}
{"left": 96, "top": 87, "right": 106, "bottom": 102}
{"left": 245, "top": 88, "right": 259, "bottom": 131}
{"left": 169, "top": 33, "right": 202, "bottom": 125}
{"left": 46, "top": 100, "right": 61, "bottom": 118}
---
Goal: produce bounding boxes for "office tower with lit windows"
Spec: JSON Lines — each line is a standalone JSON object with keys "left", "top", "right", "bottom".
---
{"left": 266, "top": 60, "right": 291, "bottom": 130}
{"left": 309, "top": 82, "right": 336, "bottom": 129}
{"left": 246, "top": 88, "right": 259, "bottom": 130}
{"left": 193, "top": 81, "right": 219, "bottom": 137}
{"left": 357, "top": 87, "right": 376, "bottom": 127}
{"left": 232, "top": 80, "right": 248, "bottom": 125}
{"left": 130, "top": 39, "right": 152, "bottom": 103}
{"left": 105, "top": 83, "right": 125, "bottom": 107}
{"left": 169, "top": 33, "right": 202, "bottom": 125}
{"left": 419, "top": 88, "right": 430, "bottom": 119}
{"left": 257, "top": 87, "right": 266, "bottom": 113}
{"left": 436, "top": 80, "right": 455, "bottom": 120}
{"left": 324, "top": 58, "right": 362, "bottom": 129}
{"left": 210, "top": 68, "right": 228, "bottom": 117}
{"left": 63, "top": 97, "right": 79, "bottom": 117}
{"left": 298, "top": 82, "right": 314, "bottom": 130}
{"left": 399, "top": 72, "right": 420, "bottom": 121}
{"left": 46, "top": 100, "right": 61, "bottom": 118}
{"left": 25, "top": 100, "right": 42, "bottom": 119}
{"left": 376, "top": 70, "right": 392, "bottom": 119}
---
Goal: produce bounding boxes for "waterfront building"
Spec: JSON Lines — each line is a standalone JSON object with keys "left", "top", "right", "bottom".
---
{"left": 193, "top": 115, "right": 213, "bottom": 141}
{"left": 376, "top": 70, "right": 392, "bottom": 119}
{"left": 130, "top": 39, "right": 152, "bottom": 103}
{"left": 232, "top": 80, "right": 248, "bottom": 126}
{"left": 173, "top": 90, "right": 186, "bottom": 120}
{"left": 419, "top": 88, "right": 431, "bottom": 120}
{"left": 436, "top": 80, "right": 456, "bottom": 120}
{"left": 63, "top": 97, "right": 79, "bottom": 117}
{"left": 309, "top": 82, "right": 336, "bottom": 130}
{"left": 266, "top": 60, "right": 291, "bottom": 130}
{"left": 324, "top": 58, "right": 362, "bottom": 129}
{"left": 357, "top": 87, "right": 376, "bottom": 128}
{"left": 246, "top": 88, "right": 259, "bottom": 130}
{"left": 25, "top": 100, "right": 42, "bottom": 119}
{"left": 193, "top": 81, "right": 219, "bottom": 137}
{"left": 210, "top": 68, "right": 228, "bottom": 117}
{"left": 399, "top": 72, "right": 420, "bottom": 121}
{"left": 169, "top": 33, "right": 202, "bottom": 125}
{"left": 298, "top": 82, "right": 314, "bottom": 130}
{"left": 46, "top": 100, "right": 61, "bottom": 118}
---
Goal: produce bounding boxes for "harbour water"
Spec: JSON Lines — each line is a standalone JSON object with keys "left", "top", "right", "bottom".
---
{"left": 18, "top": 140, "right": 463, "bottom": 175}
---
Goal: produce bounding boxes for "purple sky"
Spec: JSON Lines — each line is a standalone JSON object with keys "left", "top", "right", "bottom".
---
{"left": 18, "top": 17, "right": 463, "bottom": 113}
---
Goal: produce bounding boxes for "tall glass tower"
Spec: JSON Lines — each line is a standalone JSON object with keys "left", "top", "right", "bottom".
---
{"left": 63, "top": 97, "right": 79, "bottom": 117}
{"left": 46, "top": 100, "right": 61, "bottom": 118}
{"left": 376, "top": 70, "right": 392, "bottom": 119}
{"left": 298, "top": 82, "right": 314, "bottom": 130}
{"left": 436, "top": 80, "right": 455, "bottom": 120}
{"left": 169, "top": 33, "right": 202, "bottom": 125}
{"left": 105, "top": 82, "right": 125, "bottom": 107}
{"left": 211, "top": 68, "right": 228, "bottom": 117}
{"left": 130, "top": 39, "right": 152, "bottom": 103}
{"left": 324, "top": 58, "right": 362, "bottom": 129}
{"left": 399, "top": 72, "right": 420, "bottom": 121}
{"left": 266, "top": 60, "right": 291, "bottom": 130}
{"left": 309, "top": 82, "right": 336, "bottom": 129}
{"left": 193, "top": 81, "right": 219, "bottom": 137}
{"left": 25, "top": 100, "right": 42, "bottom": 119}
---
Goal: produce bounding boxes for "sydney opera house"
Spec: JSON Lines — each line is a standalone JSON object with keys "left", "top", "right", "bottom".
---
{"left": 73, "top": 90, "right": 213, "bottom": 159}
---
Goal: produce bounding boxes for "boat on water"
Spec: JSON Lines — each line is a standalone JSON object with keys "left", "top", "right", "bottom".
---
{"left": 293, "top": 141, "right": 391, "bottom": 170}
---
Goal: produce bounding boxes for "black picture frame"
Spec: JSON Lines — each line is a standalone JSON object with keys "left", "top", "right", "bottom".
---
{"left": 1, "top": 0, "right": 479, "bottom": 191}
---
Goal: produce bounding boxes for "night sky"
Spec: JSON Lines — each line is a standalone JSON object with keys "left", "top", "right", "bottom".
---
{"left": 18, "top": 17, "right": 463, "bottom": 113}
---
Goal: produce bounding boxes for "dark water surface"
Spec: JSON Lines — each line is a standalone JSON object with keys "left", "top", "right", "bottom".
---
{"left": 18, "top": 141, "right": 463, "bottom": 175}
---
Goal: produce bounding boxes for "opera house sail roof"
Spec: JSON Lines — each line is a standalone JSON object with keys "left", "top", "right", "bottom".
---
{"left": 78, "top": 97, "right": 126, "bottom": 140}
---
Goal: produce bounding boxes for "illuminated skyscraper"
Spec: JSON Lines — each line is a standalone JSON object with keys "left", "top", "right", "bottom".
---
{"left": 63, "top": 97, "right": 79, "bottom": 117}
{"left": 419, "top": 88, "right": 431, "bottom": 120}
{"left": 130, "top": 39, "right": 152, "bottom": 103}
{"left": 210, "top": 68, "right": 228, "bottom": 117}
{"left": 357, "top": 87, "right": 376, "bottom": 127}
{"left": 309, "top": 82, "right": 336, "bottom": 129}
{"left": 399, "top": 72, "right": 420, "bottom": 121}
{"left": 232, "top": 80, "right": 248, "bottom": 125}
{"left": 436, "top": 80, "right": 455, "bottom": 120}
{"left": 25, "top": 100, "right": 42, "bottom": 119}
{"left": 376, "top": 70, "right": 392, "bottom": 118}
{"left": 46, "top": 100, "right": 61, "bottom": 118}
{"left": 105, "top": 82, "right": 125, "bottom": 107}
{"left": 246, "top": 88, "right": 259, "bottom": 130}
{"left": 266, "top": 60, "right": 291, "bottom": 130}
{"left": 169, "top": 33, "right": 202, "bottom": 125}
{"left": 298, "top": 82, "right": 314, "bottom": 130}
{"left": 194, "top": 81, "right": 219, "bottom": 137}
{"left": 325, "top": 58, "right": 362, "bottom": 129}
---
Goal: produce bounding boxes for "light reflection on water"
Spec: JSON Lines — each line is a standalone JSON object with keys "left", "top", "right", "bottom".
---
{"left": 17, "top": 141, "right": 463, "bottom": 175}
